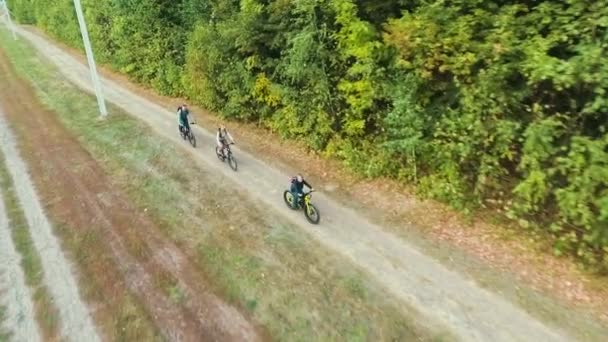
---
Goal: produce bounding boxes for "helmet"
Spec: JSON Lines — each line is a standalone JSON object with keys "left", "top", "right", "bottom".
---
{"left": 296, "top": 174, "right": 303, "bottom": 182}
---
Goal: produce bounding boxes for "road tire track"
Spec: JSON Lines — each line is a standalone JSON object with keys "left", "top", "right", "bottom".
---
{"left": 0, "top": 136, "right": 40, "bottom": 342}
{"left": 0, "top": 111, "right": 100, "bottom": 341}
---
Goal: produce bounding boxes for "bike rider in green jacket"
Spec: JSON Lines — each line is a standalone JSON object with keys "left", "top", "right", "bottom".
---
{"left": 177, "top": 104, "right": 193, "bottom": 135}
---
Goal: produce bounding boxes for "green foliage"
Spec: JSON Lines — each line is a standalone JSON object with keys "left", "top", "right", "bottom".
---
{"left": 8, "top": 0, "right": 36, "bottom": 23}
{"left": 7, "top": 0, "right": 608, "bottom": 271}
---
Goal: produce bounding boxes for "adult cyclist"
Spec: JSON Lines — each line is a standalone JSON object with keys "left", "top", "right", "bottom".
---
{"left": 290, "top": 174, "right": 314, "bottom": 209}
{"left": 216, "top": 124, "right": 235, "bottom": 158}
{"left": 177, "top": 104, "right": 194, "bottom": 136}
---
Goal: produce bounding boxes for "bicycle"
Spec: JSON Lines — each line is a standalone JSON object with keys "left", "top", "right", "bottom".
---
{"left": 283, "top": 190, "right": 321, "bottom": 224}
{"left": 215, "top": 143, "right": 238, "bottom": 171}
{"left": 179, "top": 123, "right": 197, "bottom": 148}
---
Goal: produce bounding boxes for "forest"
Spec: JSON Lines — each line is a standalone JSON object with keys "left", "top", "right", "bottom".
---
{"left": 7, "top": 0, "right": 608, "bottom": 271}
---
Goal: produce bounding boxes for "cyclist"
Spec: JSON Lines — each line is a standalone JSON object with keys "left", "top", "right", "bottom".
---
{"left": 216, "top": 124, "right": 235, "bottom": 158}
{"left": 177, "top": 104, "right": 194, "bottom": 136}
{"left": 290, "top": 174, "right": 314, "bottom": 209}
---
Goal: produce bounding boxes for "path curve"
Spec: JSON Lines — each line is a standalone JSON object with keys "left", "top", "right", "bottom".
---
{"left": 16, "top": 27, "right": 570, "bottom": 342}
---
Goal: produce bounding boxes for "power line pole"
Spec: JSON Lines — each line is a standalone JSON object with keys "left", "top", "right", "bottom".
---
{"left": 73, "top": 0, "right": 107, "bottom": 117}
{"left": 0, "top": 0, "right": 17, "bottom": 40}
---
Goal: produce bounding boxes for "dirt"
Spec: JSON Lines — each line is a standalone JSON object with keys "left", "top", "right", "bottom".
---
{"left": 0, "top": 46, "right": 263, "bottom": 341}
{"left": 0, "top": 165, "right": 40, "bottom": 342}
{"left": 9, "top": 27, "right": 590, "bottom": 341}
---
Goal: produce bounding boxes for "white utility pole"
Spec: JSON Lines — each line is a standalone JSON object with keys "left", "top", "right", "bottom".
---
{"left": 0, "top": 0, "right": 17, "bottom": 40}
{"left": 73, "top": 0, "right": 107, "bottom": 117}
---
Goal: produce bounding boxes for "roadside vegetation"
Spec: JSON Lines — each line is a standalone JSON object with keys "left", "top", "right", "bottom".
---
{"left": 0, "top": 306, "right": 10, "bottom": 341}
{"left": 8, "top": 0, "right": 608, "bottom": 271}
{"left": 0, "top": 29, "right": 449, "bottom": 341}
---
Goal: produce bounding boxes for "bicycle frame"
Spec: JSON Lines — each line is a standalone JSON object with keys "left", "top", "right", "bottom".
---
{"left": 302, "top": 193, "right": 312, "bottom": 210}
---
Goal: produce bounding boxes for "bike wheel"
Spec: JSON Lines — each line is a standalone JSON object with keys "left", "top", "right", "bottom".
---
{"left": 228, "top": 153, "right": 238, "bottom": 171}
{"left": 188, "top": 131, "right": 196, "bottom": 147}
{"left": 304, "top": 203, "right": 320, "bottom": 224}
{"left": 283, "top": 190, "right": 297, "bottom": 210}
{"left": 215, "top": 146, "right": 224, "bottom": 161}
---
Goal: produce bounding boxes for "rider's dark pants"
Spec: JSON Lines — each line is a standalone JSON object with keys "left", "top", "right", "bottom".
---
{"left": 290, "top": 184, "right": 302, "bottom": 209}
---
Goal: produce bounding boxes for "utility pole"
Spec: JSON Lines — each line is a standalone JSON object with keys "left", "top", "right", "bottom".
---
{"left": 73, "top": 0, "right": 107, "bottom": 117}
{"left": 0, "top": 0, "right": 17, "bottom": 40}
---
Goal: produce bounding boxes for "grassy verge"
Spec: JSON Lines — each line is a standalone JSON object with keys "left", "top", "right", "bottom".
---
{"left": 0, "top": 152, "right": 59, "bottom": 340}
{"left": 0, "top": 306, "right": 9, "bottom": 341}
{"left": 0, "top": 135, "right": 157, "bottom": 341}
{"left": 0, "top": 30, "right": 450, "bottom": 341}
{"left": 50, "top": 221, "right": 163, "bottom": 342}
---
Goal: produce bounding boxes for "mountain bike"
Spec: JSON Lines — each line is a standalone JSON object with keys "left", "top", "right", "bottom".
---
{"left": 283, "top": 190, "right": 320, "bottom": 224}
{"left": 215, "top": 143, "right": 238, "bottom": 171}
{"left": 179, "top": 123, "right": 196, "bottom": 148}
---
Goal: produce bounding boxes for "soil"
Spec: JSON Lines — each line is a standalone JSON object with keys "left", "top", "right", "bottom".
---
{"left": 0, "top": 44, "right": 263, "bottom": 342}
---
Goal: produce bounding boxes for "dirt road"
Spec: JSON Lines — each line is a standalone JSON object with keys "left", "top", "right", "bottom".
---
{"left": 0, "top": 110, "right": 100, "bottom": 341}
{"left": 14, "top": 27, "right": 572, "bottom": 341}
{"left": 0, "top": 123, "right": 40, "bottom": 341}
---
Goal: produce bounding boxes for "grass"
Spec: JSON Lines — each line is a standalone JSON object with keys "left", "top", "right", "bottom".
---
{"left": 0, "top": 29, "right": 451, "bottom": 341}
{"left": 0, "top": 32, "right": 163, "bottom": 341}
{"left": 154, "top": 271, "right": 187, "bottom": 306}
{"left": 53, "top": 220, "right": 163, "bottom": 342}
{"left": 0, "top": 150, "right": 59, "bottom": 340}
{"left": 0, "top": 306, "right": 9, "bottom": 342}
